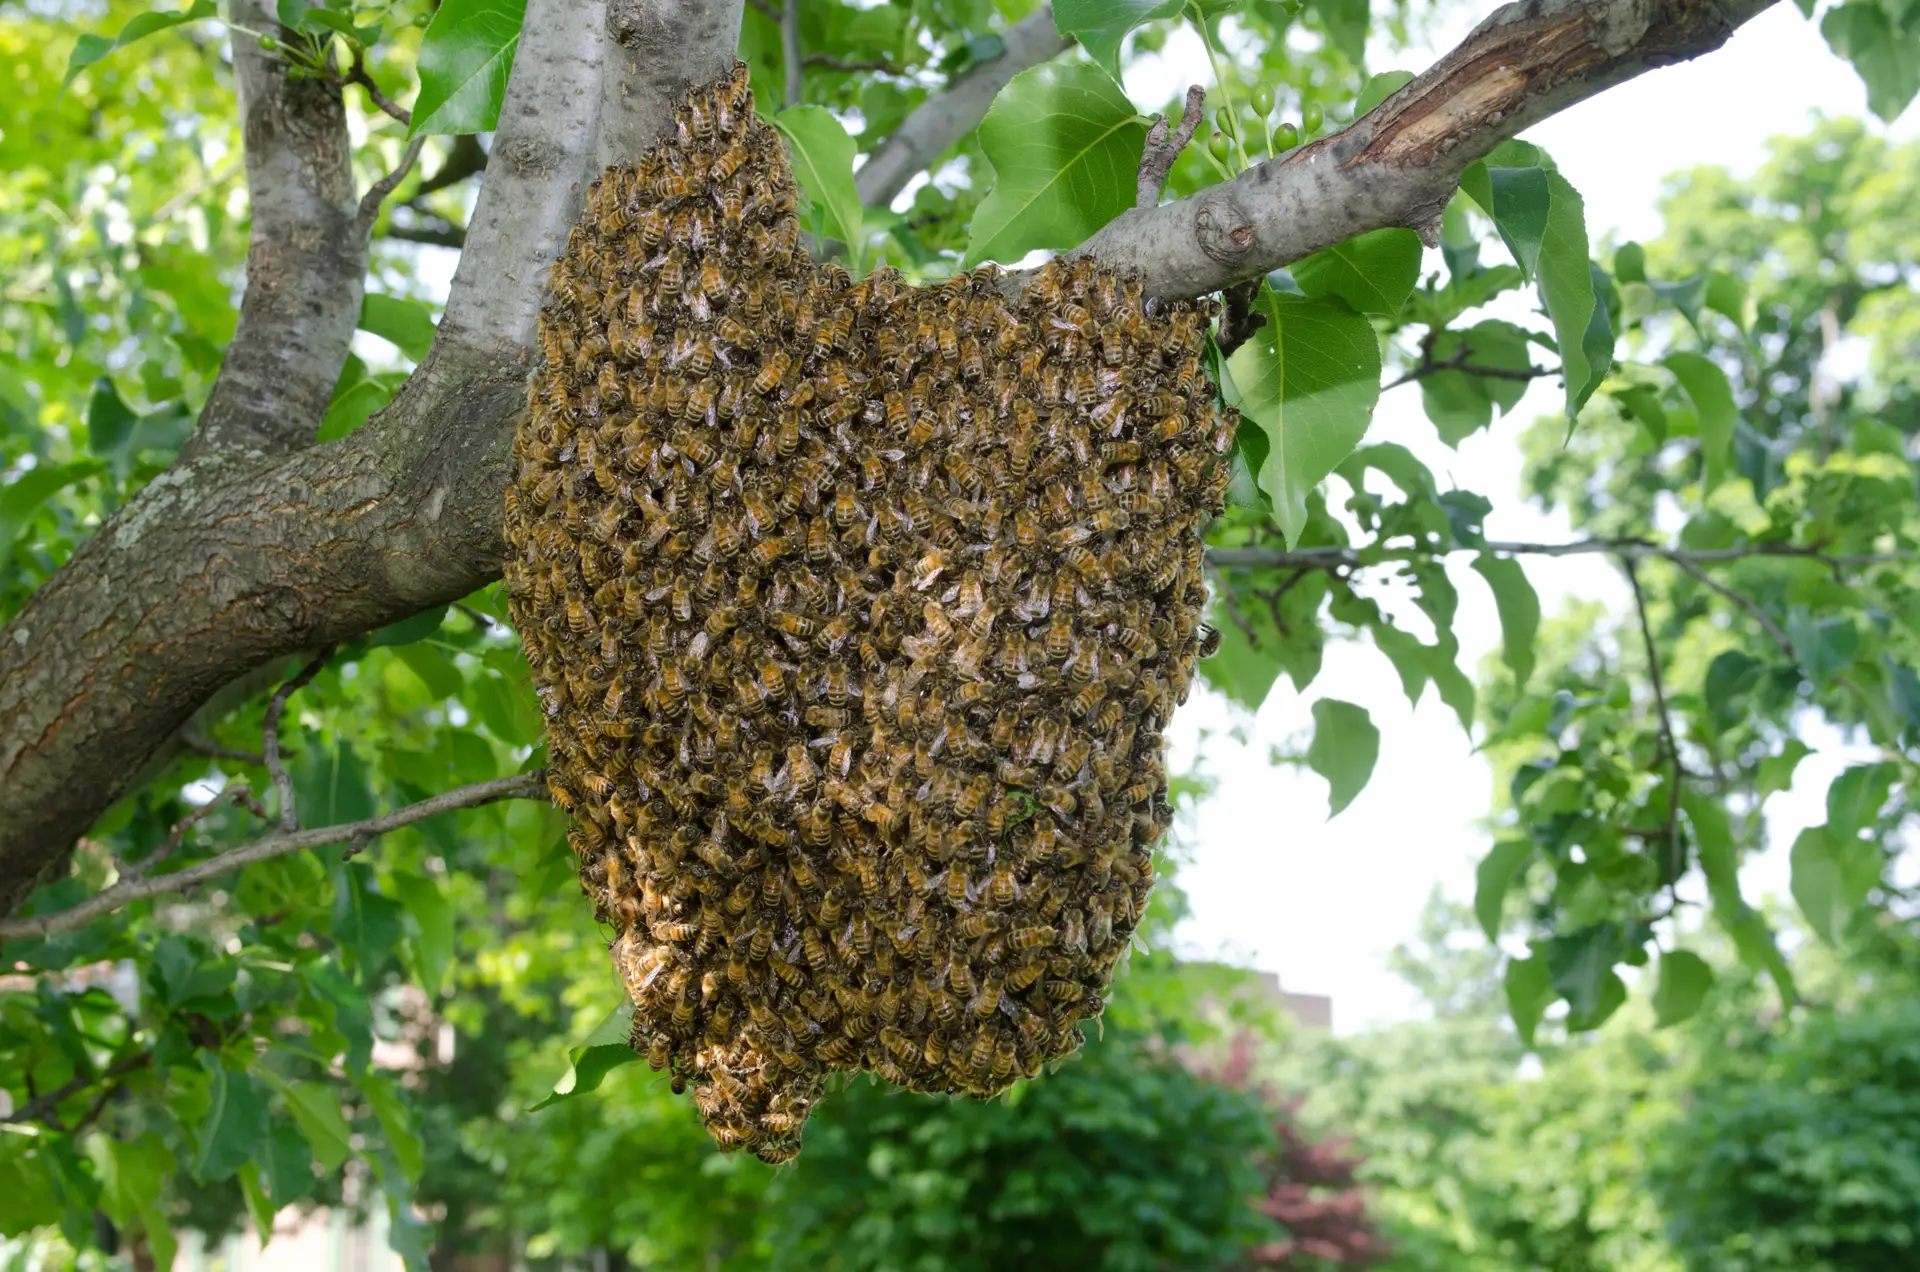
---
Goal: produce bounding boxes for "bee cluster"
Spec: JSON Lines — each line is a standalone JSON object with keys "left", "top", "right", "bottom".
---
{"left": 504, "top": 61, "right": 1233, "bottom": 1164}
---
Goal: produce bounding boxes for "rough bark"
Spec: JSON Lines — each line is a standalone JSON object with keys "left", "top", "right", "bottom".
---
{"left": 181, "top": 0, "right": 365, "bottom": 462}
{"left": 1063, "top": 0, "right": 1779, "bottom": 298}
{"left": 855, "top": 5, "right": 1072, "bottom": 209}
{"left": 0, "top": 0, "right": 1781, "bottom": 916}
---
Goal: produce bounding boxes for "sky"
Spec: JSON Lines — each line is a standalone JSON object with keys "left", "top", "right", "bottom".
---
{"left": 1131, "top": 3, "right": 1920, "bottom": 1030}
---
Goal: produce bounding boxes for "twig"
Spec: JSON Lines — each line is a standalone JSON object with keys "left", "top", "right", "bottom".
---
{"left": 746, "top": 0, "right": 778, "bottom": 18}
{"left": 1625, "top": 558, "right": 1684, "bottom": 881}
{"left": 1661, "top": 552, "right": 1795, "bottom": 658}
{"left": 179, "top": 733, "right": 266, "bottom": 766}
{"left": 347, "top": 51, "right": 412, "bottom": 126}
{"left": 781, "top": 0, "right": 804, "bottom": 110}
{"left": 802, "top": 53, "right": 904, "bottom": 74}
{"left": 452, "top": 601, "right": 499, "bottom": 629}
{"left": 409, "top": 134, "right": 488, "bottom": 200}
{"left": 1381, "top": 342, "right": 1551, "bottom": 392}
{"left": 1137, "top": 84, "right": 1206, "bottom": 210}
{"left": 263, "top": 650, "right": 331, "bottom": 832}
{"left": 133, "top": 782, "right": 262, "bottom": 881}
{"left": 359, "top": 136, "right": 430, "bottom": 223}
{"left": 1, "top": 1053, "right": 152, "bottom": 1130}
{"left": 382, "top": 218, "right": 469, "bottom": 249}
{"left": 0, "top": 773, "right": 550, "bottom": 943}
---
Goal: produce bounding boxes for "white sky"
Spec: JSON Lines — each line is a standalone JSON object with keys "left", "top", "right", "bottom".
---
{"left": 1134, "top": 3, "right": 1920, "bottom": 1029}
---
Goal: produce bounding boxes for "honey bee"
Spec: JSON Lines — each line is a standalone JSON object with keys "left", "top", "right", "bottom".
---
{"left": 753, "top": 349, "right": 790, "bottom": 395}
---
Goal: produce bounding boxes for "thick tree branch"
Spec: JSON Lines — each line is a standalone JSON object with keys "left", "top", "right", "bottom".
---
{"left": 0, "top": 773, "right": 549, "bottom": 944}
{"left": 182, "top": 0, "right": 365, "bottom": 461}
{"left": 1060, "top": 0, "right": 1780, "bottom": 297}
{"left": 0, "top": 0, "right": 605, "bottom": 918}
{"left": 855, "top": 5, "right": 1072, "bottom": 208}
{"left": 594, "top": 0, "right": 746, "bottom": 174}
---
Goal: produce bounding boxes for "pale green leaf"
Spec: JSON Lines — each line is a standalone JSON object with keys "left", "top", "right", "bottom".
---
{"left": 63, "top": 0, "right": 216, "bottom": 90}
{"left": 1225, "top": 287, "right": 1381, "bottom": 545}
{"left": 1474, "top": 839, "right": 1533, "bottom": 940}
{"left": 410, "top": 0, "right": 527, "bottom": 137}
{"left": 1666, "top": 352, "right": 1736, "bottom": 492}
{"left": 771, "top": 106, "right": 863, "bottom": 252}
{"left": 1471, "top": 554, "right": 1540, "bottom": 689}
{"left": 531, "top": 1000, "right": 642, "bottom": 1111}
{"left": 1652, "top": 949, "right": 1714, "bottom": 1027}
{"left": 1290, "top": 228, "right": 1423, "bottom": 315}
{"left": 1051, "top": 0, "right": 1182, "bottom": 75}
{"left": 964, "top": 62, "right": 1148, "bottom": 266}
{"left": 1305, "top": 698, "right": 1378, "bottom": 817}
{"left": 359, "top": 295, "right": 437, "bottom": 363}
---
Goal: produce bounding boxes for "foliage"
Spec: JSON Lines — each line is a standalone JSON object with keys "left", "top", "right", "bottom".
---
{"left": 2, "top": 0, "right": 1918, "bottom": 1265}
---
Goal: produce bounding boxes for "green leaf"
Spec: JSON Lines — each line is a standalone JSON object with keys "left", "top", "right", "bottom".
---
{"left": 63, "top": 0, "right": 216, "bottom": 90}
{"left": 1462, "top": 165, "right": 1550, "bottom": 277}
{"left": 1613, "top": 241, "right": 1646, "bottom": 283}
{"left": 1686, "top": 789, "right": 1795, "bottom": 1004}
{"left": 1471, "top": 555, "right": 1539, "bottom": 689}
{"left": 1703, "top": 649, "right": 1763, "bottom": 733}
{"left": 1704, "top": 271, "right": 1747, "bottom": 329}
{"left": 770, "top": 107, "right": 864, "bottom": 252}
{"left": 332, "top": 862, "right": 406, "bottom": 976}
{"left": 393, "top": 644, "right": 463, "bottom": 701}
{"left": 1051, "top": 0, "right": 1182, "bottom": 75}
{"left": 1419, "top": 320, "right": 1534, "bottom": 446}
{"left": 293, "top": 740, "right": 378, "bottom": 827}
{"left": 360, "top": 1075, "right": 424, "bottom": 1182}
{"left": 1504, "top": 956, "right": 1553, "bottom": 1047}
{"left": 1825, "top": 762, "right": 1897, "bottom": 838}
{"left": 1545, "top": 923, "right": 1620, "bottom": 1021}
{"left": 531, "top": 1000, "right": 642, "bottom": 1111}
{"left": 410, "top": 0, "right": 527, "bottom": 137}
{"left": 86, "top": 377, "right": 139, "bottom": 457}
{"left": 1290, "top": 228, "right": 1423, "bottom": 316}
{"left": 1652, "top": 949, "right": 1715, "bottom": 1028}
{"left": 1536, "top": 173, "right": 1606, "bottom": 418}
{"left": 1225, "top": 287, "right": 1381, "bottom": 545}
{"left": 1822, "top": 3, "right": 1920, "bottom": 122}
{"left": 368, "top": 605, "right": 448, "bottom": 649}
{"left": 1787, "top": 610, "right": 1859, "bottom": 685}
{"left": 194, "top": 1059, "right": 269, "bottom": 1183}
{"left": 359, "top": 295, "right": 437, "bottom": 363}
{"left": 279, "top": 1080, "right": 354, "bottom": 1173}
{"left": 1790, "top": 824, "right": 1882, "bottom": 942}
{"left": 1305, "top": 699, "right": 1378, "bottom": 818}
{"left": 394, "top": 872, "right": 455, "bottom": 995}
{"left": 1355, "top": 70, "right": 1414, "bottom": 115}
{"left": 237, "top": 1161, "right": 275, "bottom": 1243}
{"left": 1755, "top": 739, "right": 1812, "bottom": 801}
{"left": 1666, "top": 352, "right": 1736, "bottom": 492}
{"left": 0, "top": 461, "right": 104, "bottom": 558}
{"left": 1474, "top": 839, "right": 1533, "bottom": 940}
{"left": 963, "top": 62, "right": 1148, "bottom": 266}
{"left": 264, "top": 1124, "right": 315, "bottom": 1206}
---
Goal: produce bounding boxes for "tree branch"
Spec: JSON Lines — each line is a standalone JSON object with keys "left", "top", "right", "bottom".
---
{"left": 1624, "top": 559, "right": 1685, "bottom": 877}
{"left": 410, "top": 134, "right": 489, "bottom": 200}
{"left": 803, "top": 53, "right": 903, "bottom": 74}
{"left": 383, "top": 217, "right": 469, "bottom": 249}
{"left": 180, "top": 0, "right": 366, "bottom": 460}
{"left": 359, "top": 136, "right": 429, "bottom": 224}
{"left": 593, "top": 0, "right": 746, "bottom": 174}
{"left": 855, "top": 5, "right": 1072, "bottom": 209}
{"left": 1381, "top": 341, "right": 1551, "bottom": 391}
{"left": 781, "top": 0, "right": 804, "bottom": 109}
{"left": 1138, "top": 85, "right": 1207, "bottom": 209}
{"left": 346, "top": 49, "right": 411, "bottom": 126}
{"left": 263, "top": 651, "right": 330, "bottom": 830}
{"left": 0, "top": 773, "right": 549, "bottom": 944}
{"left": 1, "top": 1053, "right": 152, "bottom": 1130}
{"left": 0, "top": 0, "right": 605, "bottom": 918}
{"left": 1057, "top": 0, "right": 1780, "bottom": 298}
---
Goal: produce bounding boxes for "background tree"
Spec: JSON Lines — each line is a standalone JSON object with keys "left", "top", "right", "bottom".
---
{"left": 3, "top": 0, "right": 1919, "bottom": 1265}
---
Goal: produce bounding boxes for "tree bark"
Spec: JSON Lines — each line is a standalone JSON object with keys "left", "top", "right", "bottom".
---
{"left": 0, "top": 0, "right": 1782, "bottom": 916}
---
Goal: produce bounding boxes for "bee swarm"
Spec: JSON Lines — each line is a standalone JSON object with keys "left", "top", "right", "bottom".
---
{"left": 504, "top": 61, "right": 1232, "bottom": 1164}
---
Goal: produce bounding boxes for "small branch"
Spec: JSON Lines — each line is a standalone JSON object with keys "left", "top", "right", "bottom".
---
{"left": 855, "top": 5, "right": 1073, "bottom": 209}
{"left": 1137, "top": 84, "right": 1206, "bottom": 209}
{"left": 134, "top": 782, "right": 262, "bottom": 881}
{"left": 1, "top": 1053, "right": 152, "bottom": 1130}
{"left": 802, "top": 53, "right": 903, "bottom": 74}
{"left": 452, "top": 602, "right": 499, "bottom": 629}
{"left": 360, "top": 136, "right": 429, "bottom": 224}
{"left": 1381, "top": 342, "right": 1551, "bottom": 392}
{"left": 781, "top": 0, "right": 804, "bottom": 109}
{"left": 382, "top": 218, "right": 469, "bottom": 249}
{"left": 1624, "top": 558, "right": 1684, "bottom": 879}
{"left": 1662, "top": 553, "right": 1795, "bottom": 659}
{"left": 263, "top": 651, "right": 331, "bottom": 832}
{"left": 0, "top": 773, "right": 549, "bottom": 943}
{"left": 179, "top": 733, "right": 266, "bottom": 767}
{"left": 409, "top": 134, "right": 488, "bottom": 200}
{"left": 346, "top": 52, "right": 411, "bottom": 126}
{"left": 746, "top": 0, "right": 778, "bottom": 17}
